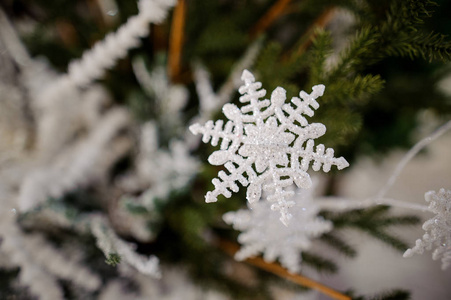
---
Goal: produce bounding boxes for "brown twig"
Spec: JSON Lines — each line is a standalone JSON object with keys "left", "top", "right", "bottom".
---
{"left": 218, "top": 239, "right": 351, "bottom": 300}
{"left": 168, "top": 0, "right": 186, "bottom": 82}
{"left": 291, "top": 7, "right": 336, "bottom": 57}
{"left": 55, "top": 20, "right": 79, "bottom": 48}
{"left": 250, "top": 0, "right": 293, "bottom": 39}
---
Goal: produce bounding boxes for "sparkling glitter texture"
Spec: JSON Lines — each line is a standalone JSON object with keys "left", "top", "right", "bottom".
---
{"left": 190, "top": 70, "right": 349, "bottom": 225}
{"left": 404, "top": 188, "right": 451, "bottom": 270}
{"left": 223, "top": 185, "right": 332, "bottom": 273}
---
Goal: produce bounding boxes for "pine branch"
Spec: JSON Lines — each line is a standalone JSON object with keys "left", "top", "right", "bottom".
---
{"left": 323, "top": 206, "right": 419, "bottom": 252}
{"left": 379, "top": 0, "right": 450, "bottom": 62}
{"left": 320, "top": 233, "right": 357, "bottom": 258}
{"left": 368, "top": 289, "right": 410, "bottom": 300}
{"left": 326, "top": 74, "right": 385, "bottom": 105}
{"left": 363, "top": 228, "right": 411, "bottom": 252}
{"left": 307, "top": 29, "right": 332, "bottom": 84}
{"left": 412, "top": 31, "right": 451, "bottom": 62}
{"left": 302, "top": 252, "right": 338, "bottom": 274}
{"left": 327, "top": 27, "right": 380, "bottom": 81}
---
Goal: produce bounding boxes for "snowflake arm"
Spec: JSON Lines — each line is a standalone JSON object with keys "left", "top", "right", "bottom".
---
{"left": 190, "top": 69, "right": 349, "bottom": 225}
{"left": 404, "top": 188, "right": 451, "bottom": 270}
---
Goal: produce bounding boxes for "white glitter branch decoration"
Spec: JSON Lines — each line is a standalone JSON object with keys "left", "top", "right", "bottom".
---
{"left": 190, "top": 70, "right": 349, "bottom": 225}
{"left": 66, "top": 0, "right": 175, "bottom": 88}
{"left": 404, "top": 188, "right": 451, "bottom": 270}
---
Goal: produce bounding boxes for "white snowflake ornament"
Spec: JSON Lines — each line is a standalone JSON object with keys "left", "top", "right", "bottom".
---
{"left": 404, "top": 188, "right": 451, "bottom": 270}
{"left": 223, "top": 185, "right": 333, "bottom": 273}
{"left": 190, "top": 70, "right": 349, "bottom": 225}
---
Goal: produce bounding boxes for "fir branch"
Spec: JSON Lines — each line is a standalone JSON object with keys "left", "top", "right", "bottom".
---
{"left": 327, "top": 27, "right": 380, "bottom": 80}
{"left": 320, "top": 233, "right": 357, "bottom": 258}
{"left": 325, "top": 206, "right": 417, "bottom": 252}
{"left": 411, "top": 31, "right": 451, "bottom": 62}
{"left": 376, "top": 216, "right": 420, "bottom": 227}
{"left": 368, "top": 289, "right": 410, "bottom": 300}
{"left": 363, "top": 228, "right": 411, "bottom": 252}
{"left": 379, "top": 0, "right": 450, "bottom": 62}
{"left": 307, "top": 29, "right": 332, "bottom": 84}
{"left": 302, "top": 252, "right": 338, "bottom": 274}
{"left": 326, "top": 74, "right": 385, "bottom": 105}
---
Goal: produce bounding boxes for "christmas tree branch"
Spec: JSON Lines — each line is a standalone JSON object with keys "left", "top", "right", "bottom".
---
{"left": 168, "top": 0, "right": 186, "bottom": 82}
{"left": 217, "top": 239, "right": 351, "bottom": 300}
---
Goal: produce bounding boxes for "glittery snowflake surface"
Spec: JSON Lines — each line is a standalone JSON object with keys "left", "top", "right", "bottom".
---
{"left": 223, "top": 186, "right": 332, "bottom": 273}
{"left": 404, "top": 188, "right": 451, "bottom": 270}
{"left": 190, "top": 69, "right": 349, "bottom": 225}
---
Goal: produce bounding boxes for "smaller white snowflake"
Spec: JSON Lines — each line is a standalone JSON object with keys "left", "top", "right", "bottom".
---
{"left": 223, "top": 185, "right": 332, "bottom": 273}
{"left": 404, "top": 188, "right": 451, "bottom": 270}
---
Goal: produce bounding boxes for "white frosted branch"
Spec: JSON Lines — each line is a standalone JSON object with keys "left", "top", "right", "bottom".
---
{"left": 0, "top": 7, "right": 32, "bottom": 66}
{"left": 0, "top": 212, "right": 63, "bottom": 299}
{"left": 27, "top": 234, "right": 101, "bottom": 291}
{"left": 316, "top": 196, "right": 430, "bottom": 212}
{"left": 90, "top": 215, "right": 161, "bottom": 278}
{"left": 18, "top": 108, "right": 131, "bottom": 211}
{"left": 65, "top": 0, "right": 175, "bottom": 88}
{"left": 376, "top": 120, "right": 451, "bottom": 200}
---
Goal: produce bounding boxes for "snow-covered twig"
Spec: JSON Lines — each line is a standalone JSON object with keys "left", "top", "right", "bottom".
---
{"left": 315, "top": 196, "right": 430, "bottom": 212}
{"left": 376, "top": 120, "right": 451, "bottom": 200}
{"left": 65, "top": 0, "right": 176, "bottom": 88}
{"left": 90, "top": 214, "right": 161, "bottom": 278}
{"left": 18, "top": 108, "right": 131, "bottom": 211}
{"left": 0, "top": 210, "right": 101, "bottom": 299}
{"left": 0, "top": 7, "right": 32, "bottom": 66}
{"left": 316, "top": 120, "right": 451, "bottom": 214}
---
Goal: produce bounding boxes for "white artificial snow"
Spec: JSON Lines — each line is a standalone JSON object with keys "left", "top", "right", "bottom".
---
{"left": 190, "top": 69, "right": 349, "bottom": 225}
{"left": 223, "top": 185, "right": 332, "bottom": 273}
{"left": 404, "top": 188, "right": 451, "bottom": 270}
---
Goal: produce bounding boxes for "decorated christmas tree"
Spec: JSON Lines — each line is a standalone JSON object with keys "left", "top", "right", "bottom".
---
{"left": 0, "top": 0, "right": 450, "bottom": 299}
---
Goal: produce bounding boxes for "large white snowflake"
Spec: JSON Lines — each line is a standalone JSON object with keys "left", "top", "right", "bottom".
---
{"left": 404, "top": 188, "right": 451, "bottom": 270}
{"left": 223, "top": 185, "right": 332, "bottom": 273}
{"left": 190, "top": 69, "right": 349, "bottom": 225}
